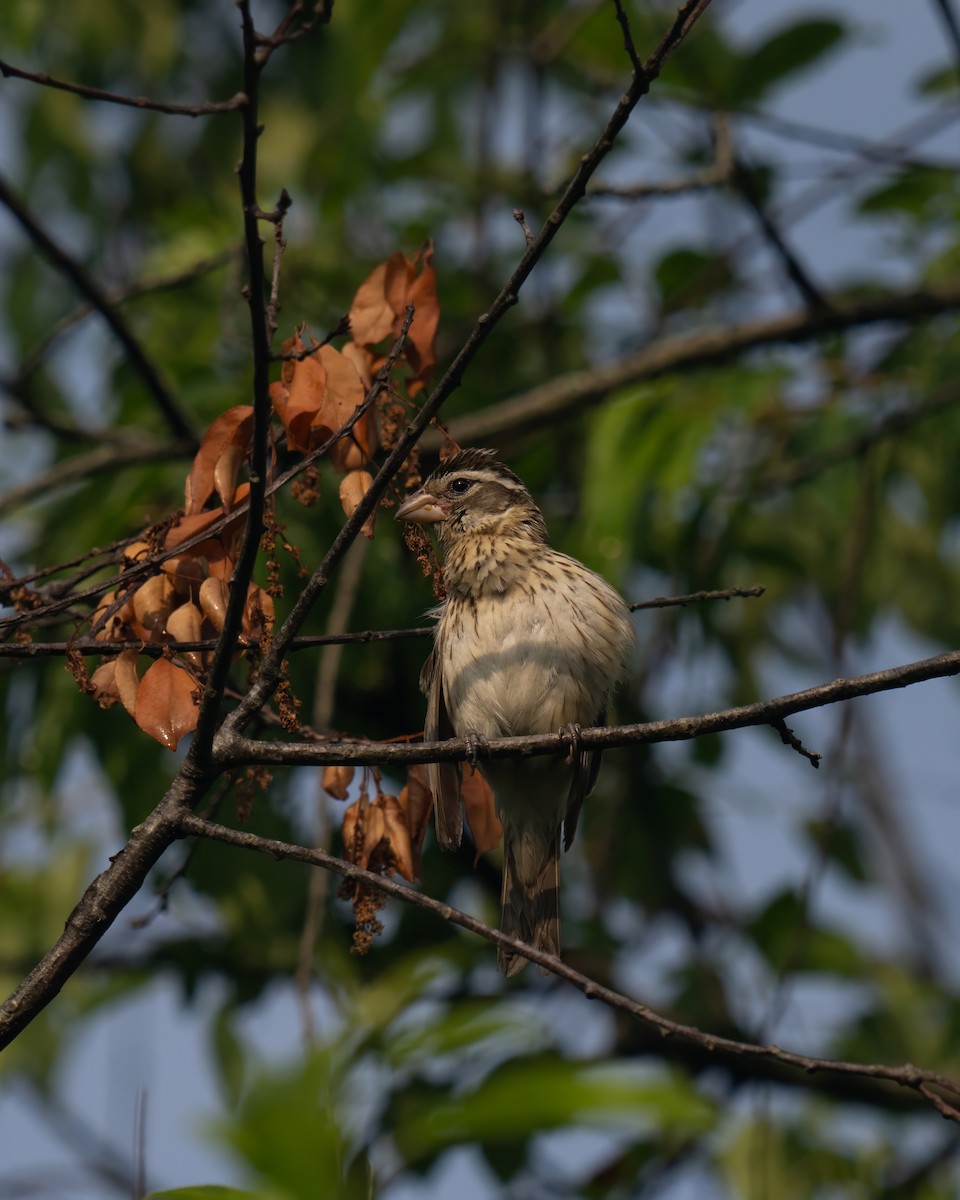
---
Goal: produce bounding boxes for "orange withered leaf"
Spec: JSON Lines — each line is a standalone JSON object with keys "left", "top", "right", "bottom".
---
{"left": 348, "top": 252, "right": 411, "bottom": 346}
{"left": 89, "top": 660, "right": 119, "bottom": 708}
{"left": 184, "top": 406, "right": 254, "bottom": 515}
{"left": 242, "top": 584, "right": 275, "bottom": 640}
{"left": 166, "top": 600, "right": 204, "bottom": 668}
{"left": 164, "top": 484, "right": 250, "bottom": 566}
{"left": 342, "top": 796, "right": 387, "bottom": 872}
{"left": 323, "top": 765, "right": 355, "bottom": 800}
{"left": 114, "top": 648, "right": 141, "bottom": 717}
{"left": 339, "top": 470, "right": 376, "bottom": 539}
{"left": 381, "top": 793, "right": 416, "bottom": 882}
{"left": 315, "top": 344, "right": 370, "bottom": 471}
{"left": 342, "top": 341, "right": 374, "bottom": 389}
{"left": 405, "top": 241, "right": 439, "bottom": 395}
{"left": 460, "top": 765, "right": 502, "bottom": 857}
{"left": 132, "top": 574, "right": 177, "bottom": 633}
{"left": 133, "top": 658, "right": 199, "bottom": 750}
{"left": 92, "top": 591, "right": 130, "bottom": 641}
{"left": 198, "top": 576, "right": 229, "bottom": 632}
{"left": 401, "top": 764, "right": 434, "bottom": 873}
{"left": 272, "top": 339, "right": 328, "bottom": 454}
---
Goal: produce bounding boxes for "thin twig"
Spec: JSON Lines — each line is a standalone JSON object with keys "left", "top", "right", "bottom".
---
{"left": 0, "top": 59, "right": 247, "bottom": 116}
{"left": 0, "top": 173, "right": 194, "bottom": 441}
{"left": 0, "top": 584, "right": 765, "bottom": 657}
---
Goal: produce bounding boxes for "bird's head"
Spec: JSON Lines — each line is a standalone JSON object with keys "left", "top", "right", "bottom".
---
{"left": 395, "top": 448, "right": 548, "bottom": 545}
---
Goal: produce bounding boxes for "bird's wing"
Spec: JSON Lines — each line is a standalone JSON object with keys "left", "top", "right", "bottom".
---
{"left": 420, "top": 643, "right": 463, "bottom": 850}
{"left": 562, "top": 706, "right": 606, "bottom": 852}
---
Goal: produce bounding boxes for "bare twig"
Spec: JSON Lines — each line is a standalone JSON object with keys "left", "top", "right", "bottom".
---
{"left": 0, "top": 584, "right": 764, "bottom": 658}
{"left": 0, "top": 58, "right": 247, "bottom": 116}
{"left": 511, "top": 209, "right": 535, "bottom": 248}
{"left": 771, "top": 716, "right": 821, "bottom": 768}
{"left": 630, "top": 583, "right": 764, "bottom": 610}
{"left": 611, "top": 0, "right": 644, "bottom": 76}
{"left": 0, "top": 173, "right": 194, "bottom": 441}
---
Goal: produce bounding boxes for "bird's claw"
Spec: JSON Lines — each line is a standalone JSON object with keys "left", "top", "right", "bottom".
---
{"left": 559, "top": 722, "right": 583, "bottom": 766}
{"left": 463, "top": 729, "right": 489, "bottom": 773}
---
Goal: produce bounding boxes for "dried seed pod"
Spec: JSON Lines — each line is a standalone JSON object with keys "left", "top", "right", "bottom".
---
{"left": 323, "top": 765, "right": 355, "bottom": 800}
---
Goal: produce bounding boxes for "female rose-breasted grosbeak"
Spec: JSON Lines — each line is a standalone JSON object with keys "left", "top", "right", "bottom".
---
{"left": 397, "top": 449, "right": 634, "bottom": 974}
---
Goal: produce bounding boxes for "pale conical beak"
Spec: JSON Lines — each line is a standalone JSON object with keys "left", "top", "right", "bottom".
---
{"left": 394, "top": 488, "right": 449, "bottom": 524}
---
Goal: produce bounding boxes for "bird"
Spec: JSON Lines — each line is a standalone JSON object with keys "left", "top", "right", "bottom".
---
{"left": 395, "top": 448, "right": 635, "bottom": 974}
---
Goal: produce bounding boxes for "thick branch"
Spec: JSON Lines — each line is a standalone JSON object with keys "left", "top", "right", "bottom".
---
{"left": 214, "top": 648, "right": 960, "bottom": 768}
{"left": 177, "top": 812, "right": 960, "bottom": 1120}
{"left": 0, "top": 778, "right": 198, "bottom": 1051}
{"left": 441, "top": 283, "right": 960, "bottom": 446}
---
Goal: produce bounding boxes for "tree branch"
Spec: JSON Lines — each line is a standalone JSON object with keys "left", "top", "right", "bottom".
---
{"left": 0, "top": 58, "right": 246, "bottom": 116}
{"left": 0, "top": 585, "right": 765, "bottom": 658}
{"left": 176, "top": 811, "right": 960, "bottom": 1122}
{"left": 0, "top": 173, "right": 195, "bottom": 442}
{"left": 214, "top": 647, "right": 960, "bottom": 768}
{"left": 440, "top": 282, "right": 960, "bottom": 446}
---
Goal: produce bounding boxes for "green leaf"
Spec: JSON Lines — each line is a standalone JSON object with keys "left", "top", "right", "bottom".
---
{"left": 736, "top": 19, "right": 847, "bottom": 104}
{"left": 653, "top": 246, "right": 737, "bottom": 313}
{"left": 858, "top": 166, "right": 956, "bottom": 220}
{"left": 393, "top": 1058, "right": 716, "bottom": 1163}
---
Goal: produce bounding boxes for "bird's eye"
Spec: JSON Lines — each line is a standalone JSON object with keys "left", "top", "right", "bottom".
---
{"left": 448, "top": 478, "right": 473, "bottom": 495}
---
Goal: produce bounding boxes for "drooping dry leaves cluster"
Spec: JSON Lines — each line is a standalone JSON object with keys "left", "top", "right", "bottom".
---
{"left": 325, "top": 760, "right": 502, "bottom": 954}
{"left": 86, "top": 245, "right": 439, "bottom": 750}
{"left": 77, "top": 243, "right": 501, "bottom": 953}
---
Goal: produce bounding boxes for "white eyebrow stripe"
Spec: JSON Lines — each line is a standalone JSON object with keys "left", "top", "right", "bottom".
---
{"left": 439, "top": 470, "right": 526, "bottom": 490}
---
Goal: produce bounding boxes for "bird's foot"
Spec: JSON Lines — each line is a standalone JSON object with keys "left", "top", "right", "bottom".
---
{"left": 463, "top": 728, "right": 490, "bottom": 773}
{"left": 558, "top": 722, "right": 583, "bottom": 766}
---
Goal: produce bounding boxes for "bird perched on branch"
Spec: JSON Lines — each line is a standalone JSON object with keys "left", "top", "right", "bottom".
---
{"left": 396, "top": 448, "right": 634, "bottom": 974}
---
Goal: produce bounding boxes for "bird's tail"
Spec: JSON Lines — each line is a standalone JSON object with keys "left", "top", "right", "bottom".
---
{"left": 499, "top": 820, "right": 560, "bottom": 976}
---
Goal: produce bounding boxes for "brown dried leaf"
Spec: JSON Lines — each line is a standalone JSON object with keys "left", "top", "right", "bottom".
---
{"left": 404, "top": 242, "right": 439, "bottom": 394}
{"left": 166, "top": 600, "right": 204, "bottom": 668}
{"left": 381, "top": 794, "right": 416, "bottom": 882}
{"left": 161, "top": 553, "right": 207, "bottom": 597}
{"left": 133, "top": 658, "right": 199, "bottom": 750}
{"left": 460, "top": 765, "right": 502, "bottom": 856}
{"left": 90, "top": 660, "right": 119, "bottom": 707}
{"left": 184, "top": 406, "right": 254, "bottom": 515}
{"left": 342, "top": 797, "right": 386, "bottom": 871}
{"left": 339, "top": 470, "right": 376, "bottom": 539}
{"left": 164, "top": 483, "right": 250, "bottom": 553}
{"left": 342, "top": 341, "right": 374, "bottom": 388}
{"left": 213, "top": 443, "right": 246, "bottom": 513}
{"left": 323, "top": 765, "right": 355, "bottom": 800}
{"left": 132, "top": 574, "right": 177, "bottom": 633}
{"left": 402, "top": 764, "right": 434, "bottom": 872}
{"left": 348, "top": 253, "right": 410, "bottom": 345}
{"left": 114, "top": 648, "right": 141, "bottom": 717}
{"left": 199, "top": 576, "right": 230, "bottom": 632}
{"left": 92, "top": 591, "right": 128, "bottom": 641}
{"left": 242, "top": 584, "right": 275, "bottom": 640}
{"left": 272, "top": 337, "right": 329, "bottom": 454}
{"left": 316, "top": 344, "right": 369, "bottom": 472}
{"left": 122, "top": 540, "right": 152, "bottom": 567}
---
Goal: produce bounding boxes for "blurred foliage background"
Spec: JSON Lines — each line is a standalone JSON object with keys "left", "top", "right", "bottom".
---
{"left": 3, "top": 0, "right": 960, "bottom": 1197}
